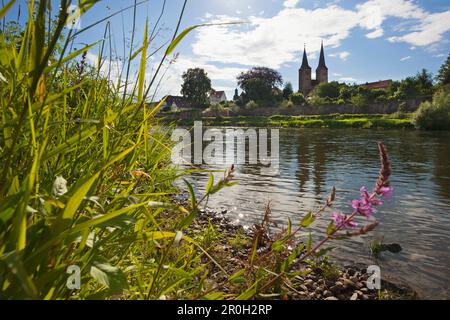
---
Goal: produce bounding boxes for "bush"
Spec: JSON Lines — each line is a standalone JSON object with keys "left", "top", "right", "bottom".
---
{"left": 309, "top": 95, "right": 327, "bottom": 106}
{"left": 290, "top": 92, "right": 306, "bottom": 105}
{"left": 412, "top": 102, "right": 448, "bottom": 129}
{"left": 350, "top": 93, "right": 370, "bottom": 108}
{"left": 245, "top": 100, "right": 258, "bottom": 110}
{"left": 312, "top": 81, "right": 341, "bottom": 99}
{"left": 336, "top": 98, "right": 346, "bottom": 105}
{"left": 413, "top": 90, "right": 450, "bottom": 129}
{"left": 281, "top": 100, "right": 294, "bottom": 108}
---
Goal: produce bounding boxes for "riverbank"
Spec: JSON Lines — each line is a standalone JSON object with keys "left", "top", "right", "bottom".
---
{"left": 183, "top": 200, "right": 417, "bottom": 300}
{"left": 160, "top": 113, "right": 415, "bottom": 129}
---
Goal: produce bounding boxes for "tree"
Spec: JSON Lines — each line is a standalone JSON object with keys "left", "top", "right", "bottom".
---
{"left": 181, "top": 68, "right": 212, "bottom": 108}
{"left": 282, "top": 82, "right": 293, "bottom": 100}
{"left": 395, "top": 77, "right": 420, "bottom": 99}
{"left": 290, "top": 92, "right": 306, "bottom": 105}
{"left": 312, "top": 81, "right": 341, "bottom": 99}
{"left": 416, "top": 69, "right": 434, "bottom": 96}
{"left": 237, "top": 67, "right": 283, "bottom": 104}
{"left": 436, "top": 54, "right": 450, "bottom": 86}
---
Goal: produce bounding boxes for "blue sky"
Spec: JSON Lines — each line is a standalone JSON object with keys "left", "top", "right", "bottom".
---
{"left": 4, "top": 0, "right": 450, "bottom": 99}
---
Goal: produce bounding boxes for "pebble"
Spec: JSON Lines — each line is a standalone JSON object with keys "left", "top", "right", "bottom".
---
{"left": 343, "top": 278, "right": 357, "bottom": 289}
{"left": 325, "top": 296, "right": 338, "bottom": 300}
{"left": 330, "top": 282, "right": 343, "bottom": 293}
{"left": 323, "top": 290, "right": 333, "bottom": 298}
{"left": 350, "top": 292, "right": 358, "bottom": 300}
{"left": 299, "top": 284, "right": 308, "bottom": 292}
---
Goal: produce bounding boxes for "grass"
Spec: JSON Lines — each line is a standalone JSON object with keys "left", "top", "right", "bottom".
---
{"left": 162, "top": 113, "right": 415, "bottom": 129}
{"left": 0, "top": 0, "right": 215, "bottom": 300}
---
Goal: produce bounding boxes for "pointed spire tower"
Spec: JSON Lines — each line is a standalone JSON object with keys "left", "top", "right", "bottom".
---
{"left": 299, "top": 45, "right": 312, "bottom": 95}
{"left": 301, "top": 45, "right": 311, "bottom": 69}
{"left": 316, "top": 40, "right": 328, "bottom": 84}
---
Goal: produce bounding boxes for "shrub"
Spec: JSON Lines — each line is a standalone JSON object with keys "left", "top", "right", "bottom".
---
{"left": 413, "top": 103, "right": 447, "bottom": 130}
{"left": 413, "top": 89, "right": 450, "bottom": 129}
{"left": 281, "top": 100, "right": 294, "bottom": 108}
{"left": 290, "top": 92, "right": 306, "bottom": 105}
{"left": 245, "top": 100, "right": 258, "bottom": 110}
{"left": 309, "top": 95, "right": 327, "bottom": 106}
{"left": 350, "top": 93, "right": 370, "bottom": 108}
{"left": 336, "top": 98, "right": 346, "bottom": 105}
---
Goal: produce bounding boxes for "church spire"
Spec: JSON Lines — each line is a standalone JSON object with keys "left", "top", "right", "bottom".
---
{"left": 301, "top": 45, "right": 311, "bottom": 69}
{"left": 318, "top": 40, "right": 327, "bottom": 69}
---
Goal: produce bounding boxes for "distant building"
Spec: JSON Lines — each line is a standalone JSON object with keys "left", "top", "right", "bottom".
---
{"left": 209, "top": 90, "right": 227, "bottom": 105}
{"left": 299, "top": 41, "right": 328, "bottom": 96}
{"left": 160, "top": 95, "right": 191, "bottom": 111}
{"left": 233, "top": 88, "right": 240, "bottom": 101}
{"left": 364, "top": 80, "right": 392, "bottom": 90}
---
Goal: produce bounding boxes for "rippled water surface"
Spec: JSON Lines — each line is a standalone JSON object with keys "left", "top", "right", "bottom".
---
{"left": 185, "top": 128, "right": 450, "bottom": 299}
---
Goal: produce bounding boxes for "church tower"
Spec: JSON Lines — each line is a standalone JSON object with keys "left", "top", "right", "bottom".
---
{"left": 316, "top": 41, "right": 328, "bottom": 84}
{"left": 299, "top": 46, "right": 312, "bottom": 96}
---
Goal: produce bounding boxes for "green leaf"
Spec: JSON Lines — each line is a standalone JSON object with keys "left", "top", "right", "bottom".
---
{"left": 205, "top": 173, "right": 214, "bottom": 194}
{"left": 0, "top": 0, "right": 15, "bottom": 19}
{"left": 301, "top": 211, "right": 315, "bottom": 228}
{"left": 183, "top": 179, "right": 196, "bottom": 210}
{"left": 90, "top": 257, "right": 128, "bottom": 294}
{"left": 235, "top": 281, "right": 258, "bottom": 300}
{"left": 62, "top": 173, "right": 99, "bottom": 220}
{"left": 1, "top": 250, "right": 39, "bottom": 299}
{"left": 165, "top": 25, "right": 205, "bottom": 56}
{"left": 202, "top": 292, "right": 226, "bottom": 300}
{"left": 137, "top": 18, "right": 148, "bottom": 102}
{"left": 326, "top": 220, "right": 335, "bottom": 235}
{"left": 229, "top": 269, "right": 246, "bottom": 284}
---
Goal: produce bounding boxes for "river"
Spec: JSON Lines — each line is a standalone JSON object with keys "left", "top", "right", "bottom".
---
{"left": 184, "top": 128, "right": 450, "bottom": 299}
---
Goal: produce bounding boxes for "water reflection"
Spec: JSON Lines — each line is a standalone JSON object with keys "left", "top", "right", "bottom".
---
{"left": 185, "top": 128, "right": 450, "bottom": 299}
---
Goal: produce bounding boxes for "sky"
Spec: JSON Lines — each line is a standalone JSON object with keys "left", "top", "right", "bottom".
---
{"left": 4, "top": 0, "right": 450, "bottom": 100}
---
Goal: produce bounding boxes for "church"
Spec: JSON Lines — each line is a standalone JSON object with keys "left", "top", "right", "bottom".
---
{"left": 299, "top": 41, "right": 328, "bottom": 96}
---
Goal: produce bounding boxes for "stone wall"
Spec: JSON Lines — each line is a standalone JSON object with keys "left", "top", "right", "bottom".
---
{"left": 234, "top": 99, "right": 424, "bottom": 117}
{"left": 160, "top": 99, "right": 425, "bottom": 119}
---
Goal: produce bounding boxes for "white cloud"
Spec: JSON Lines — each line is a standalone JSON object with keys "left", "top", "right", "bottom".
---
{"left": 283, "top": 0, "right": 300, "bottom": 8}
{"left": 388, "top": 10, "right": 450, "bottom": 46}
{"left": 433, "top": 53, "right": 445, "bottom": 58}
{"left": 86, "top": 52, "right": 123, "bottom": 83}
{"left": 191, "top": 1, "right": 449, "bottom": 70}
{"left": 192, "top": 7, "right": 358, "bottom": 69}
{"left": 400, "top": 56, "right": 411, "bottom": 61}
{"left": 329, "top": 51, "right": 350, "bottom": 60}
{"left": 366, "top": 28, "right": 383, "bottom": 39}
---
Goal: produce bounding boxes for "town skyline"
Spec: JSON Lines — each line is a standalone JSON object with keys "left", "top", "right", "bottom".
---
{"left": 5, "top": 0, "right": 449, "bottom": 100}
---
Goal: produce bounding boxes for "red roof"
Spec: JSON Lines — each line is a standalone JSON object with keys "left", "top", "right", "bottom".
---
{"left": 210, "top": 90, "right": 226, "bottom": 98}
{"left": 364, "top": 80, "right": 392, "bottom": 89}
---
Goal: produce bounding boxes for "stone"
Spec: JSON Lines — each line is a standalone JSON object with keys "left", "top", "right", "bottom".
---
{"left": 350, "top": 292, "right": 358, "bottom": 300}
{"left": 330, "top": 282, "right": 343, "bottom": 293}
{"left": 304, "top": 279, "right": 314, "bottom": 288}
{"left": 324, "top": 296, "right": 338, "bottom": 300}
{"left": 343, "top": 278, "right": 357, "bottom": 289}
{"left": 323, "top": 290, "right": 333, "bottom": 298}
{"left": 299, "top": 284, "right": 308, "bottom": 292}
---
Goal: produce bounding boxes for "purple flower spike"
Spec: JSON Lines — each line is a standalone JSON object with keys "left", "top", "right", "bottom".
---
{"left": 351, "top": 199, "right": 375, "bottom": 217}
{"left": 379, "top": 186, "right": 393, "bottom": 198}
{"left": 331, "top": 212, "right": 358, "bottom": 229}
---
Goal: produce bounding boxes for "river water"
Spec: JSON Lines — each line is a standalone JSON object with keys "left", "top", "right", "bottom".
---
{"left": 184, "top": 128, "right": 450, "bottom": 299}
